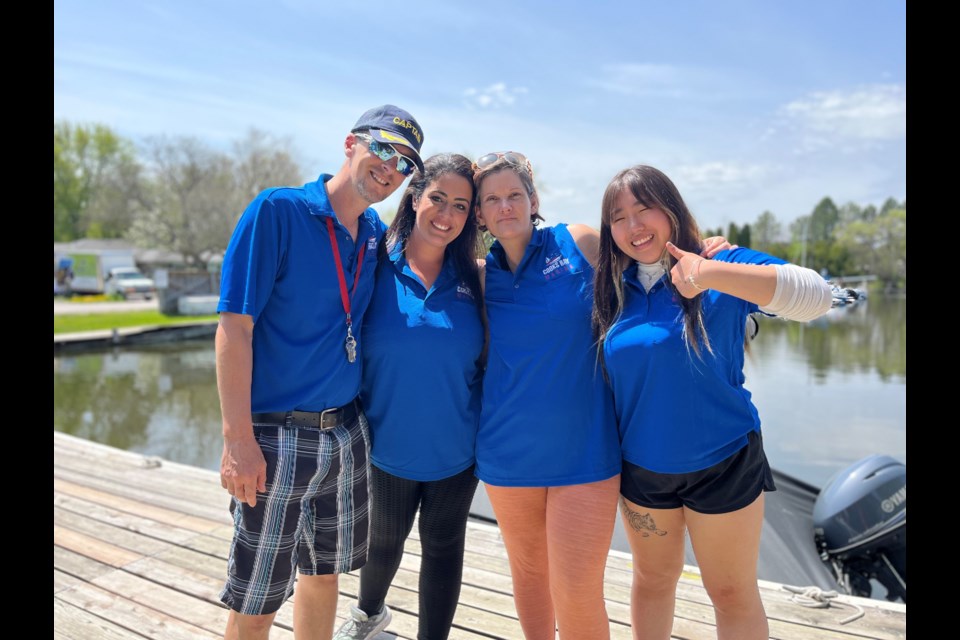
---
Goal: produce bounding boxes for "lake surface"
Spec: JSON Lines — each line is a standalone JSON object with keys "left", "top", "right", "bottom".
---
{"left": 54, "top": 295, "right": 906, "bottom": 591}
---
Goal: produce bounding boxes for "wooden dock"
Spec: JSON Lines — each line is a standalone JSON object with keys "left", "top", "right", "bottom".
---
{"left": 54, "top": 431, "right": 906, "bottom": 639}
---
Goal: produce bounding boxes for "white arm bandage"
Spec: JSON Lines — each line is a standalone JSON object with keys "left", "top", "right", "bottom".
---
{"left": 758, "top": 264, "right": 834, "bottom": 322}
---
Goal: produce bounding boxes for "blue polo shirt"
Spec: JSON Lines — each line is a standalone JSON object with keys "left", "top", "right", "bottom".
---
{"left": 477, "top": 224, "right": 621, "bottom": 487}
{"left": 603, "top": 247, "right": 786, "bottom": 473}
{"left": 360, "top": 244, "right": 484, "bottom": 481}
{"left": 218, "top": 174, "right": 386, "bottom": 413}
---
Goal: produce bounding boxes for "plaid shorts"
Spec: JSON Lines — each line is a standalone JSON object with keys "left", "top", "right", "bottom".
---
{"left": 219, "top": 410, "right": 371, "bottom": 615}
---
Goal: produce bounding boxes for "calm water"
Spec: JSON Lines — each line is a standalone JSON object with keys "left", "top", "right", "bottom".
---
{"left": 54, "top": 295, "right": 906, "bottom": 574}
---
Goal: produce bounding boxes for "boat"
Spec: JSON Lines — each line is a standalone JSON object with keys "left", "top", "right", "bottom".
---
{"left": 813, "top": 454, "right": 906, "bottom": 602}
{"left": 706, "top": 455, "right": 906, "bottom": 604}
{"left": 830, "top": 284, "right": 868, "bottom": 306}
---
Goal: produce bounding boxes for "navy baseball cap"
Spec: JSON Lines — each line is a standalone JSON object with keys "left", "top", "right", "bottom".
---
{"left": 351, "top": 104, "right": 425, "bottom": 172}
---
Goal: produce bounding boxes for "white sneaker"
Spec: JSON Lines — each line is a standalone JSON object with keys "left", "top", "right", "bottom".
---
{"left": 332, "top": 605, "right": 392, "bottom": 640}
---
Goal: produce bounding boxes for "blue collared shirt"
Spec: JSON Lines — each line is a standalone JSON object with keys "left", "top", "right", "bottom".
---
{"left": 477, "top": 224, "right": 621, "bottom": 487}
{"left": 604, "top": 247, "right": 786, "bottom": 473}
{"left": 218, "top": 174, "right": 387, "bottom": 412}
{"left": 360, "top": 243, "right": 484, "bottom": 481}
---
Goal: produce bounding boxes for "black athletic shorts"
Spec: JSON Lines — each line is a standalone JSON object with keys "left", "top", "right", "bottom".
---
{"left": 620, "top": 430, "right": 776, "bottom": 514}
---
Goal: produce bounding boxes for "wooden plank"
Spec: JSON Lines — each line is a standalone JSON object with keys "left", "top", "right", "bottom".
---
{"left": 90, "top": 566, "right": 245, "bottom": 637}
{"left": 55, "top": 568, "right": 91, "bottom": 596}
{"left": 350, "top": 523, "right": 900, "bottom": 640}
{"left": 126, "top": 555, "right": 281, "bottom": 635}
{"left": 55, "top": 525, "right": 143, "bottom": 568}
{"left": 53, "top": 467, "right": 230, "bottom": 525}
{"left": 150, "top": 544, "right": 229, "bottom": 581}
{"left": 55, "top": 505, "right": 176, "bottom": 559}
{"left": 54, "top": 488, "right": 222, "bottom": 547}
{"left": 53, "top": 497, "right": 230, "bottom": 564}
{"left": 54, "top": 597, "right": 148, "bottom": 639}
{"left": 334, "top": 571, "right": 499, "bottom": 639}
{"left": 663, "top": 570, "right": 906, "bottom": 640}
{"left": 56, "top": 579, "right": 222, "bottom": 640}
{"left": 54, "top": 474, "right": 226, "bottom": 528}
{"left": 53, "top": 433, "right": 227, "bottom": 497}
{"left": 56, "top": 490, "right": 234, "bottom": 558}
{"left": 55, "top": 546, "right": 117, "bottom": 586}
{"left": 53, "top": 447, "right": 230, "bottom": 511}
{"left": 53, "top": 433, "right": 906, "bottom": 640}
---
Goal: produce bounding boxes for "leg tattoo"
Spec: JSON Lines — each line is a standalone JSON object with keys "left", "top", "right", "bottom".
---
{"left": 620, "top": 497, "right": 667, "bottom": 537}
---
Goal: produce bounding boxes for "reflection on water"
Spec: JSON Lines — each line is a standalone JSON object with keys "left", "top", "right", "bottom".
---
{"left": 743, "top": 294, "right": 906, "bottom": 487}
{"left": 55, "top": 341, "right": 223, "bottom": 471}
{"left": 54, "top": 295, "right": 906, "bottom": 490}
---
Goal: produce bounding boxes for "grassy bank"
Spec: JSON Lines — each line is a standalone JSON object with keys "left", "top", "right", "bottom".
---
{"left": 54, "top": 311, "right": 219, "bottom": 334}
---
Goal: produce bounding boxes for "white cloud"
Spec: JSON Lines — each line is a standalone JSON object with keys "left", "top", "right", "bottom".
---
{"left": 585, "top": 63, "right": 733, "bottom": 100}
{"left": 463, "top": 83, "right": 528, "bottom": 109}
{"left": 588, "top": 63, "right": 684, "bottom": 97}
{"left": 674, "top": 161, "right": 769, "bottom": 188}
{"left": 781, "top": 84, "right": 906, "bottom": 145}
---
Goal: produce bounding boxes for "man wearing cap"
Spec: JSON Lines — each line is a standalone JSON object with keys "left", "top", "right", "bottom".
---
{"left": 216, "top": 104, "right": 425, "bottom": 639}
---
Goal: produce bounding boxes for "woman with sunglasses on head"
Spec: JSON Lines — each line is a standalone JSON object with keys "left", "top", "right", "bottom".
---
{"left": 592, "top": 165, "right": 833, "bottom": 640}
{"left": 471, "top": 152, "right": 730, "bottom": 639}
{"left": 333, "top": 153, "right": 487, "bottom": 640}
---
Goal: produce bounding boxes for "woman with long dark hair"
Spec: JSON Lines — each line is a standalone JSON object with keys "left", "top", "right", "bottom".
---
{"left": 592, "top": 164, "right": 833, "bottom": 640}
{"left": 334, "top": 153, "right": 486, "bottom": 640}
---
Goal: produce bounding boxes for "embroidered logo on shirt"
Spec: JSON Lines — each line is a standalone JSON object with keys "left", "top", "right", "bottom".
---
{"left": 542, "top": 253, "right": 572, "bottom": 279}
{"left": 366, "top": 236, "right": 378, "bottom": 251}
{"left": 457, "top": 283, "right": 475, "bottom": 300}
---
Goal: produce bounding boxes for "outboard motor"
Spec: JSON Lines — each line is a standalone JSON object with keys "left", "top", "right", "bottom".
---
{"left": 813, "top": 454, "right": 906, "bottom": 602}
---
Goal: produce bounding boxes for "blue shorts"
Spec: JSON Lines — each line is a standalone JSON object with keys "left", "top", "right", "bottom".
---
{"left": 620, "top": 430, "right": 776, "bottom": 515}
{"left": 219, "top": 411, "right": 371, "bottom": 615}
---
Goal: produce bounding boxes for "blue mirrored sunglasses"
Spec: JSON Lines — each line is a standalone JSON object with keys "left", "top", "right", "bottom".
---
{"left": 355, "top": 133, "right": 416, "bottom": 176}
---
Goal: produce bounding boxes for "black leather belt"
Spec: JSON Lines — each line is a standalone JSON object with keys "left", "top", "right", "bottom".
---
{"left": 252, "top": 399, "right": 359, "bottom": 431}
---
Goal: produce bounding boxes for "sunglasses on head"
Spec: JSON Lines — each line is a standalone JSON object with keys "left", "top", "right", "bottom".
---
{"left": 475, "top": 151, "right": 531, "bottom": 172}
{"left": 354, "top": 132, "right": 417, "bottom": 176}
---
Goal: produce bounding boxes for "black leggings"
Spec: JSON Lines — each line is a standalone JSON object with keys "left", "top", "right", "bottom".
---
{"left": 358, "top": 464, "right": 479, "bottom": 640}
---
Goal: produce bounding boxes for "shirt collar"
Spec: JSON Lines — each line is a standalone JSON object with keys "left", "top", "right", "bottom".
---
{"left": 304, "top": 173, "right": 378, "bottom": 229}
{"left": 623, "top": 261, "right": 668, "bottom": 293}
{"left": 389, "top": 239, "right": 457, "bottom": 286}
{"left": 489, "top": 226, "right": 545, "bottom": 270}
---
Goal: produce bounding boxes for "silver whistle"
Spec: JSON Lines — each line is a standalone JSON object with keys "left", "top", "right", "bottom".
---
{"left": 344, "top": 332, "right": 357, "bottom": 363}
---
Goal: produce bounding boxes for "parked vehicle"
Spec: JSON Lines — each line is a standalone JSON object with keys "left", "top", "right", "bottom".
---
{"left": 104, "top": 267, "right": 157, "bottom": 300}
{"left": 65, "top": 251, "right": 156, "bottom": 299}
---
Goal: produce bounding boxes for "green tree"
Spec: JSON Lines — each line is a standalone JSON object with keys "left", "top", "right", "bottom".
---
{"left": 129, "top": 131, "right": 304, "bottom": 269}
{"left": 787, "top": 216, "right": 812, "bottom": 267}
{"left": 879, "top": 197, "right": 902, "bottom": 217}
{"left": 870, "top": 208, "right": 907, "bottom": 289}
{"left": 232, "top": 128, "right": 304, "bottom": 205}
{"left": 725, "top": 222, "right": 740, "bottom": 246}
{"left": 808, "top": 197, "right": 839, "bottom": 243}
{"left": 130, "top": 136, "right": 239, "bottom": 269}
{"left": 836, "top": 208, "right": 906, "bottom": 290}
{"left": 738, "top": 223, "right": 752, "bottom": 249}
{"left": 54, "top": 121, "right": 141, "bottom": 241}
{"left": 752, "top": 211, "right": 782, "bottom": 251}
{"left": 838, "top": 202, "right": 863, "bottom": 226}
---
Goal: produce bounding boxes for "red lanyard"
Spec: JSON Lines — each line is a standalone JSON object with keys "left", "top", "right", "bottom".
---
{"left": 326, "top": 216, "right": 367, "bottom": 362}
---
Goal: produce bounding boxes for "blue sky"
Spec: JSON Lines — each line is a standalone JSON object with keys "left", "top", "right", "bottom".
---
{"left": 54, "top": 0, "right": 906, "bottom": 233}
